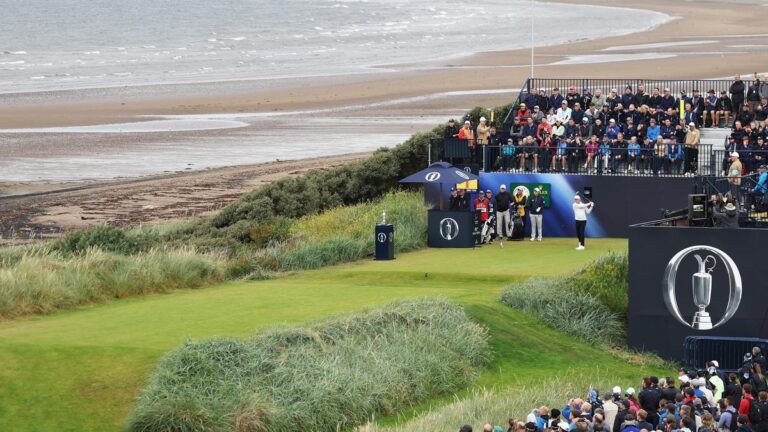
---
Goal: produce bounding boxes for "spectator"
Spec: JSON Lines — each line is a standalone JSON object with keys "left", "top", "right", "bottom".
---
{"left": 449, "top": 187, "right": 459, "bottom": 210}
{"left": 684, "top": 103, "right": 699, "bottom": 127}
{"left": 455, "top": 188, "right": 470, "bottom": 211}
{"left": 627, "top": 136, "right": 642, "bottom": 173}
{"left": 666, "top": 139, "right": 683, "bottom": 174}
{"left": 581, "top": 87, "right": 593, "bottom": 109}
{"left": 736, "top": 415, "right": 752, "bottom": 432}
{"left": 636, "top": 84, "right": 650, "bottom": 107}
{"left": 719, "top": 397, "right": 738, "bottom": 431}
{"left": 712, "top": 201, "right": 739, "bottom": 229}
{"left": 572, "top": 103, "right": 585, "bottom": 124}
{"left": 647, "top": 118, "right": 661, "bottom": 143}
{"left": 612, "top": 133, "right": 627, "bottom": 173}
{"left": 557, "top": 101, "right": 573, "bottom": 123}
{"left": 522, "top": 117, "right": 538, "bottom": 138}
{"left": 550, "top": 88, "right": 564, "bottom": 111}
{"left": 445, "top": 118, "right": 459, "bottom": 139}
{"left": 518, "top": 136, "right": 536, "bottom": 172}
{"left": 592, "top": 89, "right": 607, "bottom": 109}
{"left": 685, "top": 123, "right": 701, "bottom": 175}
{"left": 606, "top": 119, "right": 621, "bottom": 141}
{"left": 532, "top": 105, "right": 545, "bottom": 123}
{"left": 477, "top": 116, "right": 490, "bottom": 146}
{"left": 566, "top": 86, "right": 581, "bottom": 108}
{"left": 728, "top": 152, "right": 743, "bottom": 202}
{"left": 603, "top": 392, "right": 619, "bottom": 430}
{"left": 639, "top": 136, "right": 654, "bottom": 174}
{"left": 553, "top": 118, "right": 566, "bottom": 141}
{"left": 517, "top": 104, "right": 532, "bottom": 123}
{"left": 748, "top": 79, "right": 762, "bottom": 112}
{"left": 459, "top": 120, "right": 476, "bottom": 163}
{"left": 649, "top": 87, "right": 662, "bottom": 109}
{"left": 537, "top": 117, "right": 553, "bottom": 141}
{"left": 607, "top": 89, "right": 620, "bottom": 111}
{"left": 529, "top": 187, "right": 544, "bottom": 242}
{"left": 660, "top": 88, "right": 677, "bottom": 112}
{"left": 622, "top": 86, "right": 637, "bottom": 109}
{"left": 461, "top": 425, "right": 474, "bottom": 432}
{"left": 731, "top": 75, "right": 746, "bottom": 114}
{"left": 754, "top": 348, "right": 768, "bottom": 373}
{"left": 498, "top": 138, "right": 516, "bottom": 172}
{"left": 525, "top": 90, "right": 540, "bottom": 111}
{"left": 761, "top": 74, "right": 768, "bottom": 100}
{"left": 716, "top": 91, "right": 733, "bottom": 128}
{"left": 704, "top": 90, "right": 718, "bottom": 127}
{"left": 585, "top": 135, "right": 600, "bottom": 172}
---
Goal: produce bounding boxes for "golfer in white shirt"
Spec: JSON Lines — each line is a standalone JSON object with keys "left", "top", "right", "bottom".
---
{"left": 573, "top": 194, "right": 594, "bottom": 250}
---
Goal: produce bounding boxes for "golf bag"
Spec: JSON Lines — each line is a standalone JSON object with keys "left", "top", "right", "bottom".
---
{"left": 510, "top": 213, "right": 525, "bottom": 240}
{"left": 481, "top": 213, "right": 496, "bottom": 244}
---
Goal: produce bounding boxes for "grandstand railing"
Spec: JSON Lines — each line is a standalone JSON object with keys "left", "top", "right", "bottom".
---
{"left": 429, "top": 139, "right": 713, "bottom": 177}
{"left": 695, "top": 173, "right": 768, "bottom": 225}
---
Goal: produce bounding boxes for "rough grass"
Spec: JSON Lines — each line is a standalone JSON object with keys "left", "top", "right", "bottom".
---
{"left": 499, "top": 252, "right": 628, "bottom": 345}
{"left": 0, "top": 247, "right": 224, "bottom": 319}
{"left": 127, "top": 298, "right": 488, "bottom": 432}
{"left": 0, "top": 192, "right": 427, "bottom": 320}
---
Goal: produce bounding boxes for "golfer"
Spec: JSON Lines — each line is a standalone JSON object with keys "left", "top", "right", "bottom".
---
{"left": 573, "top": 194, "right": 594, "bottom": 250}
{"left": 529, "top": 187, "right": 545, "bottom": 241}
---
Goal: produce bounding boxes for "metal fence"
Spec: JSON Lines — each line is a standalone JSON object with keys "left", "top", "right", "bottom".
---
{"left": 430, "top": 139, "right": 713, "bottom": 177}
{"left": 505, "top": 77, "right": 737, "bottom": 125}
{"left": 695, "top": 173, "right": 768, "bottom": 225}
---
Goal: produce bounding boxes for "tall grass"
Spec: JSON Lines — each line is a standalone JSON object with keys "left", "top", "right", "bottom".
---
{"left": 128, "top": 298, "right": 489, "bottom": 432}
{"left": 0, "top": 248, "right": 224, "bottom": 319}
{"left": 499, "top": 252, "right": 629, "bottom": 345}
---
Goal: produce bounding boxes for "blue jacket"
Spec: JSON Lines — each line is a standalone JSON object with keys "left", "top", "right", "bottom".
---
{"left": 646, "top": 125, "right": 661, "bottom": 142}
{"left": 660, "top": 125, "right": 676, "bottom": 139}
{"left": 605, "top": 125, "right": 620, "bottom": 140}
{"left": 755, "top": 172, "right": 768, "bottom": 193}
{"left": 599, "top": 143, "right": 613, "bottom": 155}
{"left": 522, "top": 124, "right": 537, "bottom": 138}
{"left": 627, "top": 143, "right": 641, "bottom": 157}
{"left": 549, "top": 94, "right": 564, "bottom": 110}
{"left": 667, "top": 144, "right": 683, "bottom": 159}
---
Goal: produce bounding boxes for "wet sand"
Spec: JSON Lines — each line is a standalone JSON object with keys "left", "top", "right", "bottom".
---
{"left": 1, "top": 0, "right": 767, "bottom": 237}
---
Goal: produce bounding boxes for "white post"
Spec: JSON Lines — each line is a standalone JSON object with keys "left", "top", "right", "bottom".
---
{"left": 530, "top": 0, "right": 535, "bottom": 79}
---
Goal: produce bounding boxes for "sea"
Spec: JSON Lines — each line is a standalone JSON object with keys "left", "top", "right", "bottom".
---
{"left": 0, "top": 0, "right": 671, "bottom": 94}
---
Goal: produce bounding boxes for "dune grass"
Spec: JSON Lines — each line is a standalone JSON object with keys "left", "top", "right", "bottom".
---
{"left": 0, "top": 238, "right": 667, "bottom": 432}
{"left": 128, "top": 299, "right": 488, "bottom": 432}
{"left": 0, "top": 192, "right": 427, "bottom": 320}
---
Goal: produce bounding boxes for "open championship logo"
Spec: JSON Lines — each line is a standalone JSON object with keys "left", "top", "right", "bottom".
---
{"left": 662, "top": 245, "right": 742, "bottom": 330}
{"left": 439, "top": 218, "right": 459, "bottom": 240}
{"left": 454, "top": 170, "right": 470, "bottom": 180}
{"left": 424, "top": 172, "right": 441, "bottom": 182}
{"left": 377, "top": 233, "right": 387, "bottom": 243}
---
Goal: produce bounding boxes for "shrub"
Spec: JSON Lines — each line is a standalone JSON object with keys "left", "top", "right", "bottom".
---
{"left": 127, "top": 298, "right": 489, "bottom": 432}
{"left": 51, "top": 225, "right": 149, "bottom": 255}
{"left": 499, "top": 252, "right": 629, "bottom": 345}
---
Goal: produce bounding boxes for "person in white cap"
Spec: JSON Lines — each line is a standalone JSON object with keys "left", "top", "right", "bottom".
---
{"left": 529, "top": 187, "right": 545, "bottom": 241}
{"left": 573, "top": 194, "right": 594, "bottom": 250}
{"left": 728, "top": 151, "right": 742, "bottom": 202}
{"left": 684, "top": 122, "right": 701, "bottom": 175}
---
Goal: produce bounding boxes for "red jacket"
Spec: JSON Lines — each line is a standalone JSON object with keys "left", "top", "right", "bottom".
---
{"left": 739, "top": 394, "right": 754, "bottom": 423}
{"left": 475, "top": 198, "right": 489, "bottom": 222}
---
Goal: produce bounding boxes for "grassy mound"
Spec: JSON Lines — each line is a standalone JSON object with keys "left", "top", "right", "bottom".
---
{"left": 128, "top": 298, "right": 488, "bottom": 432}
{"left": 0, "top": 192, "right": 427, "bottom": 319}
{"left": 499, "top": 252, "right": 628, "bottom": 345}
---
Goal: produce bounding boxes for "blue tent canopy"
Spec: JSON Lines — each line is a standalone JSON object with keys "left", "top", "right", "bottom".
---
{"left": 399, "top": 162, "right": 478, "bottom": 184}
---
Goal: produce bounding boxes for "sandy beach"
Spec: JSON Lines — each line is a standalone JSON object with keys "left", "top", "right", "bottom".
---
{"left": 2, "top": 0, "right": 768, "bottom": 237}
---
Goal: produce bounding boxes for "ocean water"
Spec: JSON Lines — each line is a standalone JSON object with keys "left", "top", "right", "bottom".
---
{"left": 0, "top": 0, "right": 670, "bottom": 93}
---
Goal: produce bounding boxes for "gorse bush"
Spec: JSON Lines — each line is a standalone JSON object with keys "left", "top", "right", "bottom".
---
{"left": 169, "top": 130, "right": 433, "bottom": 251}
{"left": 0, "top": 248, "right": 224, "bottom": 319}
{"left": 128, "top": 298, "right": 489, "bottom": 432}
{"left": 51, "top": 225, "right": 151, "bottom": 256}
{"left": 499, "top": 252, "right": 629, "bottom": 345}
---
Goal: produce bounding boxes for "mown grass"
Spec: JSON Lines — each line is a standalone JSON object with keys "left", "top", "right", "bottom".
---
{"left": 0, "top": 239, "right": 652, "bottom": 432}
{"left": 0, "top": 192, "right": 427, "bottom": 320}
{"left": 128, "top": 299, "right": 488, "bottom": 432}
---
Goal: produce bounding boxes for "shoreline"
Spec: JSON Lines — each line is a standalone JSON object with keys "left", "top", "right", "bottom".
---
{"left": 3, "top": 0, "right": 768, "bottom": 237}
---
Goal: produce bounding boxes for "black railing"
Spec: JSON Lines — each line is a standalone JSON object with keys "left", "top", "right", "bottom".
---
{"left": 696, "top": 173, "right": 768, "bottom": 225}
{"left": 429, "top": 138, "right": 713, "bottom": 177}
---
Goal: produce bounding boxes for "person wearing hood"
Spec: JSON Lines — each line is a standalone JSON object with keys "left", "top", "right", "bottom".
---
{"left": 748, "top": 79, "right": 763, "bottom": 112}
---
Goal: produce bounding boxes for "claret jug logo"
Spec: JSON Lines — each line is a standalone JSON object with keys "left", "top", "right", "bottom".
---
{"left": 439, "top": 218, "right": 459, "bottom": 240}
{"left": 662, "top": 246, "right": 742, "bottom": 330}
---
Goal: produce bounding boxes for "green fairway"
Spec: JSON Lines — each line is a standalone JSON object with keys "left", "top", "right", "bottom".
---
{"left": 0, "top": 238, "right": 650, "bottom": 431}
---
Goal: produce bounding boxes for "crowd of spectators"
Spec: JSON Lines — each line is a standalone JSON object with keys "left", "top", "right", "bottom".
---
{"left": 442, "top": 75, "right": 768, "bottom": 177}
{"left": 459, "top": 348, "right": 768, "bottom": 432}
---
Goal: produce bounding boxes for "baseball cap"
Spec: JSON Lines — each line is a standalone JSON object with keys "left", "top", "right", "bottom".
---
{"left": 731, "top": 152, "right": 740, "bottom": 157}
{"left": 612, "top": 386, "right": 621, "bottom": 394}
{"left": 478, "top": 190, "right": 485, "bottom": 194}
{"left": 689, "top": 122, "right": 695, "bottom": 126}
{"left": 486, "top": 189, "right": 492, "bottom": 194}
{"left": 558, "top": 421, "right": 570, "bottom": 431}
{"left": 582, "top": 118, "right": 589, "bottom": 122}
{"left": 500, "top": 185, "right": 507, "bottom": 189}
{"left": 693, "top": 398, "right": 703, "bottom": 407}
{"left": 534, "top": 187, "right": 540, "bottom": 192}
{"left": 711, "top": 360, "right": 720, "bottom": 368}
{"left": 626, "top": 387, "right": 636, "bottom": 396}
{"left": 525, "top": 422, "right": 538, "bottom": 432}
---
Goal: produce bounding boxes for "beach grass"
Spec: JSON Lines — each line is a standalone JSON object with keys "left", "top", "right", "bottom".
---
{"left": 0, "top": 238, "right": 675, "bottom": 432}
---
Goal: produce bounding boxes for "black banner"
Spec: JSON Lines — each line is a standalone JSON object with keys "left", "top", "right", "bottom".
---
{"left": 628, "top": 225, "right": 768, "bottom": 362}
{"left": 427, "top": 210, "right": 475, "bottom": 248}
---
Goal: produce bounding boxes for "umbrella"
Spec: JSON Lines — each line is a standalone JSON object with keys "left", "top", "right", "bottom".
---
{"left": 399, "top": 162, "right": 479, "bottom": 210}
{"left": 399, "top": 162, "right": 478, "bottom": 184}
